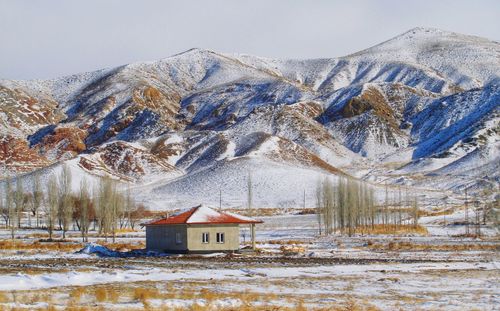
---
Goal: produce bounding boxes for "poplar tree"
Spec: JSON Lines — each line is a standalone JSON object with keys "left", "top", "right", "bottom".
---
{"left": 79, "top": 179, "right": 91, "bottom": 242}
{"left": 6, "top": 178, "right": 15, "bottom": 239}
{"left": 0, "top": 187, "right": 5, "bottom": 227}
{"left": 14, "top": 178, "right": 24, "bottom": 228}
{"left": 58, "top": 164, "right": 73, "bottom": 239}
{"left": 46, "top": 175, "right": 58, "bottom": 240}
{"left": 315, "top": 178, "right": 322, "bottom": 235}
{"left": 412, "top": 196, "right": 419, "bottom": 228}
{"left": 31, "top": 172, "right": 43, "bottom": 228}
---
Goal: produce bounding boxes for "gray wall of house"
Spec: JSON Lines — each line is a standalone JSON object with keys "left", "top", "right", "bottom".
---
{"left": 187, "top": 224, "right": 240, "bottom": 252}
{"left": 145, "top": 224, "right": 188, "bottom": 251}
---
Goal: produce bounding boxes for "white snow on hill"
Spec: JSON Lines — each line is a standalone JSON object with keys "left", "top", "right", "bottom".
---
{"left": 1, "top": 27, "right": 499, "bottom": 210}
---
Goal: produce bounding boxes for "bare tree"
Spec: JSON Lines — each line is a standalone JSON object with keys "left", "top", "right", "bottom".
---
{"left": 397, "top": 186, "right": 402, "bottom": 228}
{"left": 78, "top": 179, "right": 91, "bottom": 242}
{"left": 31, "top": 172, "right": 43, "bottom": 228}
{"left": 14, "top": 178, "right": 25, "bottom": 229}
{"left": 316, "top": 176, "right": 379, "bottom": 236}
{"left": 129, "top": 204, "right": 146, "bottom": 230}
{"left": 0, "top": 183, "right": 6, "bottom": 228}
{"left": 322, "top": 177, "right": 335, "bottom": 235}
{"left": 24, "top": 192, "right": 33, "bottom": 228}
{"left": 111, "top": 185, "right": 123, "bottom": 243}
{"left": 383, "top": 183, "right": 389, "bottom": 228}
{"left": 6, "top": 178, "right": 15, "bottom": 239}
{"left": 474, "top": 197, "right": 481, "bottom": 237}
{"left": 315, "top": 178, "right": 322, "bottom": 235}
{"left": 412, "top": 195, "right": 419, "bottom": 228}
{"left": 58, "top": 164, "right": 73, "bottom": 239}
{"left": 46, "top": 174, "right": 58, "bottom": 240}
{"left": 122, "top": 185, "right": 134, "bottom": 229}
{"left": 96, "top": 176, "right": 118, "bottom": 241}
{"left": 247, "top": 171, "right": 253, "bottom": 215}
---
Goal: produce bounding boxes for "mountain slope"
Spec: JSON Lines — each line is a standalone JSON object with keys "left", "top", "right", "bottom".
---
{"left": 1, "top": 27, "right": 498, "bottom": 208}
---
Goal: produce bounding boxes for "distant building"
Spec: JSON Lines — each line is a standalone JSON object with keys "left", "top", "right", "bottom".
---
{"left": 144, "top": 205, "right": 263, "bottom": 253}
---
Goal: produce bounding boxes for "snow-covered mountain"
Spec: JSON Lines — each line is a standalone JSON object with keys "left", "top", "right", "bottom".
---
{"left": 1, "top": 27, "right": 498, "bottom": 209}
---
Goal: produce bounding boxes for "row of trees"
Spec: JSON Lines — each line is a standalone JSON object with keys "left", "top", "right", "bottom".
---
{"left": 315, "top": 176, "right": 419, "bottom": 236}
{"left": 0, "top": 165, "right": 146, "bottom": 242}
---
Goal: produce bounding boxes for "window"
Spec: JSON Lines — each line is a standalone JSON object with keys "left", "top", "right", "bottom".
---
{"left": 216, "top": 232, "right": 225, "bottom": 244}
{"left": 202, "top": 232, "right": 209, "bottom": 244}
{"left": 175, "top": 232, "right": 182, "bottom": 244}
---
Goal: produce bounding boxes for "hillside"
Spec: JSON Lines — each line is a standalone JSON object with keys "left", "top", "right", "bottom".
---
{"left": 0, "top": 27, "right": 498, "bottom": 209}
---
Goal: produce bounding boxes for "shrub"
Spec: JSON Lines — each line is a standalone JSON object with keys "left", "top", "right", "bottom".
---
{"left": 69, "top": 287, "right": 86, "bottom": 303}
{"left": 94, "top": 288, "right": 107, "bottom": 302}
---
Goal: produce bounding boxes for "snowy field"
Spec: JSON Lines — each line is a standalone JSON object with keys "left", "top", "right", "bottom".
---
{"left": 0, "top": 211, "right": 498, "bottom": 310}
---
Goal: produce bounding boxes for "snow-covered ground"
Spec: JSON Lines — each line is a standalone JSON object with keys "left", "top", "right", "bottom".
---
{"left": 0, "top": 209, "right": 498, "bottom": 310}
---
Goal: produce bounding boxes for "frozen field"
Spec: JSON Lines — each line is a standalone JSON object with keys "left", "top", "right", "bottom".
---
{"left": 0, "top": 211, "right": 498, "bottom": 310}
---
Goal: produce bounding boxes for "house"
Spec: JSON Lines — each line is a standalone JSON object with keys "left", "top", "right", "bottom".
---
{"left": 144, "top": 205, "right": 263, "bottom": 253}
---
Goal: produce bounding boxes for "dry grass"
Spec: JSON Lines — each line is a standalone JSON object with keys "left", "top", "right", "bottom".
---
{"left": 419, "top": 208, "right": 455, "bottom": 217}
{"left": 369, "top": 241, "right": 499, "bottom": 251}
{"left": 356, "top": 224, "right": 428, "bottom": 235}
{"left": 64, "top": 306, "right": 94, "bottom": 311}
{"left": 0, "top": 276, "right": 453, "bottom": 311}
{"left": 26, "top": 232, "right": 50, "bottom": 239}
{"left": 93, "top": 288, "right": 107, "bottom": 303}
{"left": 107, "top": 288, "right": 120, "bottom": 304}
{"left": 69, "top": 287, "right": 86, "bottom": 303}
{"left": 280, "top": 245, "right": 306, "bottom": 255}
{"left": 115, "top": 228, "right": 139, "bottom": 234}
{"left": 133, "top": 287, "right": 160, "bottom": 302}
{"left": 0, "top": 240, "right": 82, "bottom": 251}
{"left": 0, "top": 239, "right": 145, "bottom": 253}
{"left": 228, "top": 207, "right": 284, "bottom": 217}
{"left": 94, "top": 240, "right": 145, "bottom": 251}
{"left": 268, "top": 239, "right": 310, "bottom": 245}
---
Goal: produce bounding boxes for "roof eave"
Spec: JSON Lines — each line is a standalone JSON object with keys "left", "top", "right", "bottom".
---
{"left": 145, "top": 220, "right": 264, "bottom": 226}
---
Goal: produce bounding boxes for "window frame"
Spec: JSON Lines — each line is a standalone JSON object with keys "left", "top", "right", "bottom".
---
{"left": 216, "top": 232, "right": 225, "bottom": 244}
{"left": 202, "top": 232, "right": 209, "bottom": 244}
{"left": 175, "top": 232, "right": 182, "bottom": 244}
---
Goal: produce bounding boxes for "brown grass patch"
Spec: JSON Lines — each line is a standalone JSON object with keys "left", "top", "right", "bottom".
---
{"left": 26, "top": 233, "right": 50, "bottom": 239}
{"left": 94, "top": 288, "right": 107, "bottom": 302}
{"left": 133, "top": 287, "right": 160, "bottom": 302}
{"left": 370, "top": 241, "right": 499, "bottom": 252}
{"left": 69, "top": 287, "right": 86, "bottom": 303}
{"left": 419, "top": 208, "right": 455, "bottom": 217}
{"left": 0, "top": 292, "right": 8, "bottom": 303}
{"left": 115, "top": 228, "right": 139, "bottom": 234}
{"left": 268, "top": 239, "right": 310, "bottom": 245}
{"left": 107, "top": 288, "right": 120, "bottom": 303}
{"left": 356, "top": 224, "right": 428, "bottom": 235}
{"left": 0, "top": 240, "right": 82, "bottom": 251}
{"left": 93, "top": 240, "right": 145, "bottom": 251}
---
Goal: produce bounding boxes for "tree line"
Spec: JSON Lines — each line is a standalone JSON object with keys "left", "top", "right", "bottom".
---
{"left": 0, "top": 165, "right": 146, "bottom": 242}
{"left": 315, "top": 176, "right": 420, "bottom": 236}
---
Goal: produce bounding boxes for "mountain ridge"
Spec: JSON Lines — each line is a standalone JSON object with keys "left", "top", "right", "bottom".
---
{"left": 1, "top": 27, "right": 498, "bottom": 208}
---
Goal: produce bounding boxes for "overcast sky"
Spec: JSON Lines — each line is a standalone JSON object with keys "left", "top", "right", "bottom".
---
{"left": 1, "top": 0, "right": 499, "bottom": 80}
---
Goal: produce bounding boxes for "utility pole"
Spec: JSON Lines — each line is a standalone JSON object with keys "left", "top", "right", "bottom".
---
{"left": 247, "top": 172, "right": 253, "bottom": 216}
{"left": 443, "top": 197, "right": 447, "bottom": 226}
{"left": 474, "top": 198, "right": 481, "bottom": 237}
{"left": 219, "top": 189, "right": 222, "bottom": 211}
{"left": 303, "top": 189, "right": 306, "bottom": 209}
{"left": 465, "top": 188, "right": 469, "bottom": 236}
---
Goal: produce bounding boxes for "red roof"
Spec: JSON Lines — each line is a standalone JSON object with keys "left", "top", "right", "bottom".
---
{"left": 145, "top": 205, "right": 263, "bottom": 226}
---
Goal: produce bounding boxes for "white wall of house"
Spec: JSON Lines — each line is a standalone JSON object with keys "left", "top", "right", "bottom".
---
{"left": 187, "top": 224, "right": 240, "bottom": 252}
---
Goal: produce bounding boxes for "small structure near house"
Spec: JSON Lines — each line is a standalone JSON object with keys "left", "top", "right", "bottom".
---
{"left": 144, "top": 205, "right": 263, "bottom": 253}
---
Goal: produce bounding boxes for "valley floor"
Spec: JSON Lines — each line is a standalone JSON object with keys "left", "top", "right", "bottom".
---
{"left": 0, "top": 212, "right": 498, "bottom": 310}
